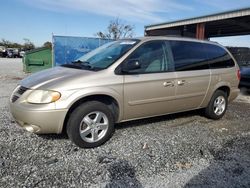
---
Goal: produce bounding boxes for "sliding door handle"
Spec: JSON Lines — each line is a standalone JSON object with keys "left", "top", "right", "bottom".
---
{"left": 177, "top": 80, "right": 185, "bottom": 86}
{"left": 163, "top": 81, "right": 174, "bottom": 87}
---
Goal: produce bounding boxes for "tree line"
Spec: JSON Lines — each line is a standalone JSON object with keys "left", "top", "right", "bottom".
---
{"left": 0, "top": 39, "right": 52, "bottom": 51}
{"left": 0, "top": 38, "right": 35, "bottom": 50}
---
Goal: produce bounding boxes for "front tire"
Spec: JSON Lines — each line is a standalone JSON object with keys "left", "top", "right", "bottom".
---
{"left": 205, "top": 90, "right": 228, "bottom": 120}
{"left": 66, "top": 101, "right": 115, "bottom": 148}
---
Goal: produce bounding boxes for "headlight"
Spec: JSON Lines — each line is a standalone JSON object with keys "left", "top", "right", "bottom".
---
{"left": 27, "top": 90, "right": 61, "bottom": 104}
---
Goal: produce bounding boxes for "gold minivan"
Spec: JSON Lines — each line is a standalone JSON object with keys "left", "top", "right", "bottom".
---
{"left": 9, "top": 37, "right": 240, "bottom": 148}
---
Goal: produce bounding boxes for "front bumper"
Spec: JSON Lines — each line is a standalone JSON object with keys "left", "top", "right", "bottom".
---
{"left": 9, "top": 102, "right": 68, "bottom": 134}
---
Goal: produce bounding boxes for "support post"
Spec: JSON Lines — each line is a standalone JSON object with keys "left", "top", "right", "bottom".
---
{"left": 196, "top": 23, "right": 205, "bottom": 40}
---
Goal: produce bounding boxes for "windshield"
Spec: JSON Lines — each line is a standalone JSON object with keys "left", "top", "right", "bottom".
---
{"left": 75, "top": 39, "right": 139, "bottom": 70}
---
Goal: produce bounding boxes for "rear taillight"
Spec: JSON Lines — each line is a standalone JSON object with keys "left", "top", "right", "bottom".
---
{"left": 237, "top": 69, "right": 241, "bottom": 81}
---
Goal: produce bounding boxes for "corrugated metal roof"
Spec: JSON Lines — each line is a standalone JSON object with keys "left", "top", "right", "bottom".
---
{"left": 145, "top": 7, "right": 250, "bottom": 31}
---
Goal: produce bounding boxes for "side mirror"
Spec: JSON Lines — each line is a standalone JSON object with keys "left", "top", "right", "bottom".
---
{"left": 121, "top": 59, "right": 141, "bottom": 73}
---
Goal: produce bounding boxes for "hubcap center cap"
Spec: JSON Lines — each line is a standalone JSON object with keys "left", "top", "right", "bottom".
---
{"left": 90, "top": 123, "right": 96, "bottom": 129}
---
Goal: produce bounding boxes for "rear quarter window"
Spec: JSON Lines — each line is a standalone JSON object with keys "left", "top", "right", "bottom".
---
{"left": 204, "top": 44, "right": 235, "bottom": 69}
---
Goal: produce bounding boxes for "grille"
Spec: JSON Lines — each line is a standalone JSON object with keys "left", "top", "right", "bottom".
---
{"left": 11, "top": 86, "right": 28, "bottom": 103}
{"left": 17, "top": 86, "right": 28, "bottom": 95}
{"left": 11, "top": 95, "right": 19, "bottom": 103}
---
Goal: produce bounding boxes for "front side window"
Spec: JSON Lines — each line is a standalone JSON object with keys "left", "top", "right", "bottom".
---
{"left": 123, "top": 41, "right": 171, "bottom": 74}
{"left": 169, "top": 40, "right": 209, "bottom": 71}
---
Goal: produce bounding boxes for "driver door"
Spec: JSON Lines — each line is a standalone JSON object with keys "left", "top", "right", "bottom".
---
{"left": 122, "top": 40, "right": 176, "bottom": 120}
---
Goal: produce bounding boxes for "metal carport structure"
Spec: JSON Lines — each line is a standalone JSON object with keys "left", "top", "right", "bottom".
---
{"left": 145, "top": 8, "right": 250, "bottom": 40}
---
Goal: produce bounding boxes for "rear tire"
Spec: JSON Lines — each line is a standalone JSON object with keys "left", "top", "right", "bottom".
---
{"left": 204, "top": 90, "right": 228, "bottom": 120}
{"left": 66, "top": 101, "right": 115, "bottom": 148}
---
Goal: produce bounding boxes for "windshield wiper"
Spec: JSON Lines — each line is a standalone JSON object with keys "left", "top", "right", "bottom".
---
{"left": 72, "top": 60, "right": 104, "bottom": 71}
{"left": 72, "top": 60, "right": 100, "bottom": 70}
{"left": 62, "top": 60, "right": 102, "bottom": 71}
{"left": 61, "top": 64, "right": 85, "bottom": 70}
{"left": 60, "top": 60, "right": 91, "bottom": 70}
{"left": 72, "top": 60, "right": 92, "bottom": 68}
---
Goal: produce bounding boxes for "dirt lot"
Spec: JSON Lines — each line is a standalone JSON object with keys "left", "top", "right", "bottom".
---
{"left": 0, "top": 58, "right": 250, "bottom": 188}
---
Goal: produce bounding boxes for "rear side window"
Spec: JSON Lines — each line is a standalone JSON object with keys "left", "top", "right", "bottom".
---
{"left": 169, "top": 41, "right": 209, "bottom": 71}
{"left": 204, "top": 44, "right": 235, "bottom": 69}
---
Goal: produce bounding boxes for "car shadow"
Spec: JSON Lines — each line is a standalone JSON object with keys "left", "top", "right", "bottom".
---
{"left": 184, "top": 135, "right": 250, "bottom": 188}
{"left": 37, "top": 132, "right": 68, "bottom": 140}
{"left": 115, "top": 109, "right": 203, "bottom": 130}
{"left": 240, "top": 87, "right": 250, "bottom": 96}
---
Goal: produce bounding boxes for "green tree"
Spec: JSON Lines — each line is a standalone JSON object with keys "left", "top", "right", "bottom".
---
{"left": 0, "top": 39, "right": 22, "bottom": 48}
{"left": 96, "top": 18, "right": 135, "bottom": 40}
{"left": 23, "top": 38, "right": 35, "bottom": 51}
{"left": 43, "top": 41, "right": 52, "bottom": 49}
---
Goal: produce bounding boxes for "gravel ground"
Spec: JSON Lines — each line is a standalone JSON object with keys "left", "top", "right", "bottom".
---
{"left": 0, "top": 58, "right": 250, "bottom": 188}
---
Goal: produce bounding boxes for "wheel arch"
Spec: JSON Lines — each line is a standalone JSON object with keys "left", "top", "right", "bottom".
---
{"left": 216, "top": 86, "right": 230, "bottom": 97}
{"left": 202, "top": 83, "right": 231, "bottom": 108}
{"left": 62, "top": 94, "right": 121, "bottom": 133}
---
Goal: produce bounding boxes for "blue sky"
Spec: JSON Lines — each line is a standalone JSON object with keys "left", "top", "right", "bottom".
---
{"left": 1, "top": 0, "right": 250, "bottom": 47}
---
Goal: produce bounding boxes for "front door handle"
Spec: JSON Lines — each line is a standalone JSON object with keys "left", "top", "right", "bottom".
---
{"left": 163, "top": 81, "right": 174, "bottom": 87}
{"left": 177, "top": 80, "right": 185, "bottom": 86}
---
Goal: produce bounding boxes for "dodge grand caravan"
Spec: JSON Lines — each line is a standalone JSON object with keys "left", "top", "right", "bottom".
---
{"left": 9, "top": 37, "right": 240, "bottom": 148}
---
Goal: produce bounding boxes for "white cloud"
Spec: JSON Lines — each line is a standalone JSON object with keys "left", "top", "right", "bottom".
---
{"left": 20, "top": 0, "right": 193, "bottom": 23}
{"left": 211, "top": 36, "right": 250, "bottom": 47}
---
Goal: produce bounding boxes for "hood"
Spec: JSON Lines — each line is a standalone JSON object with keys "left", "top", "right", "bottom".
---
{"left": 20, "top": 66, "right": 97, "bottom": 90}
